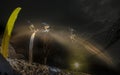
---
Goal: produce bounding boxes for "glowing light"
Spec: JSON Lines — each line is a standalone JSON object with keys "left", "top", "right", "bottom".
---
{"left": 74, "top": 62, "right": 80, "bottom": 68}
{"left": 50, "top": 31, "right": 114, "bottom": 66}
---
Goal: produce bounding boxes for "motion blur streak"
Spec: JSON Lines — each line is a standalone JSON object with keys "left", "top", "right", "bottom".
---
{"left": 50, "top": 32, "right": 114, "bottom": 66}
{"left": 81, "top": 40, "right": 113, "bottom": 66}
{"left": 12, "top": 26, "right": 114, "bottom": 68}
{"left": 29, "top": 31, "right": 38, "bottom": 64}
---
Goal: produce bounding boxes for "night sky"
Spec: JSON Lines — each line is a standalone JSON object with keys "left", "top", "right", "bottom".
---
{"left": 0, "top": 0, "right": 120, "bottom": 75}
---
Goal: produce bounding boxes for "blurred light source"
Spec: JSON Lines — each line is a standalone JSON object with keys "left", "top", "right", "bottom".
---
{"left": 74, "top": 62, "right": 79, "bottom": 68}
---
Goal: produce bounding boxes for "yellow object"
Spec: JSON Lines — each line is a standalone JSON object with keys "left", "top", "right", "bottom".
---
{"left": 1, "top": 7, "right": 21, "bottom": 58}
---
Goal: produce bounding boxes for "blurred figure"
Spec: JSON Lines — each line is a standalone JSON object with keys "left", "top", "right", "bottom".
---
{"left": 42, "top": 22, "right": 50, "bottom": 32}
{"left": 29, "top": 24, "right": 36, "bottom": 32}
{"left": 28, "top": 20, "right": 39, "bottom": 32}
{"left": 70, "top": 28, "right": 76, "bottom": 42}
{"left": 43, "top": 25, "right": 50, "bottom": 32}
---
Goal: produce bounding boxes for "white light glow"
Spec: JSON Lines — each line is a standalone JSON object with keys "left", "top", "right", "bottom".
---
{"left": 74, "top": 62, "right": 79, "bottom": 68}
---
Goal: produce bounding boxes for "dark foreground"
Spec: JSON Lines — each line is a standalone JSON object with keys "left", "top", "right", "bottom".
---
{"left": 7, "top": 59, "right": 90, "bottom": 75}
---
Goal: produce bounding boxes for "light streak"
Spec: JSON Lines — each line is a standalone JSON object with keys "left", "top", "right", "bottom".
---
{"left": 29, "top": 30, "right": 38, "bottom": 64}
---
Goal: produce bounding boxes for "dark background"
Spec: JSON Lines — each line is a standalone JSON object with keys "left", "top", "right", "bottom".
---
{"left": 0, "top": 0, "right": 120, "bottom": 75}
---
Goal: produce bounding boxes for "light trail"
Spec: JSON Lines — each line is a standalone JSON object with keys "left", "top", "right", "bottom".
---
{"left": 29, "top": 30, "right": 38, "bottom": 64}
{"left": 50, "top": 32, "right": 114, "bottom": 66}
{"left": 81, "top": 40, "right": 113, "bottom": 66}
{"left": 12, "top": 25, "right": 114, "bottom": 68}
